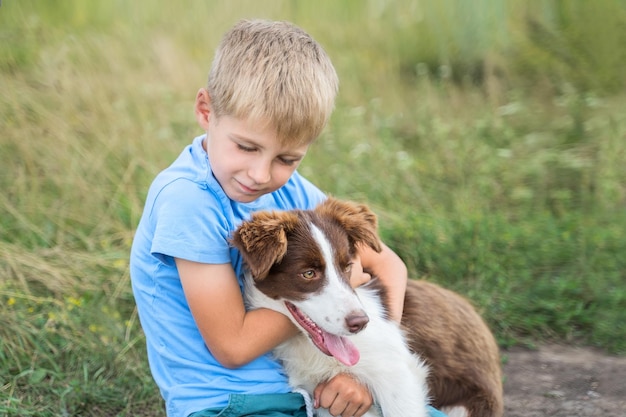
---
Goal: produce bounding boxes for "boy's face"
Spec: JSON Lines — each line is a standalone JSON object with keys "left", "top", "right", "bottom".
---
{"left": 204, "top": 114, "right": 309, "bottom": 203}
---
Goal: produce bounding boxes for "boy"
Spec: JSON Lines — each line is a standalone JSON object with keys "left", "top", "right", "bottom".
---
{"left": 131, "top": 19, "right": 440, "bottom": 417}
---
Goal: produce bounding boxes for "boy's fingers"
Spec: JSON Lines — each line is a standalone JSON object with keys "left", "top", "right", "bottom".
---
{"left": 314, "top": 374, "right": 372, "bottom": 417}
{"left": 350, "top": 258, "right": 371, "bottom": 288}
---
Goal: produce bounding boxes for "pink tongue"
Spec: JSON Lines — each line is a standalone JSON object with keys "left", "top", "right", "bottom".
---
{"left": 323, "top": 331, "right": 360, "bottom": 366}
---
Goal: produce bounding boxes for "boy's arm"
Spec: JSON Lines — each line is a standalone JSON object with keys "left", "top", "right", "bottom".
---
{"left": 357, "top": 243, "right": 408, "bottom": 323}
{"left": 176, "top": 258, "right": 299, "bottom": 368}
{"left": 179, "top": 257, "right": 374, "bottom": 416}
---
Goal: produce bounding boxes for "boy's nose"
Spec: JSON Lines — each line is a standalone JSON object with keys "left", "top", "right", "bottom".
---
{"left": 248, "top": 160, "right": 272, "bottom": 184}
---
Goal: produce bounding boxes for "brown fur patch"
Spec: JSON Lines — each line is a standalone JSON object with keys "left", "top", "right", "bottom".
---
{"left": 230, "top": 210, "right": 299, "bottom": 280}
{"left": 402, "top": 280, "right": 504, "bottom": 417}
{"left": 231, "top": 198, "right": 383, "bottom": 301}
{"left": 313, "top": 198, "right": 382, "bottom": 254}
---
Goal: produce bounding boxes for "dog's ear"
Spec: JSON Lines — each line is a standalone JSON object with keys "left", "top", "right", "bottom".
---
{"left": 231, "top": 211, "right": 298, "bottom": 280}
{"left": 315, "top": 197, "right": 383, "bottom": 253}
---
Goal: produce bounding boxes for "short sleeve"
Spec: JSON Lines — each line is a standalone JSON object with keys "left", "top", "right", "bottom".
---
{"left": 149, "top": 178, "right": 231, "bottom": 265}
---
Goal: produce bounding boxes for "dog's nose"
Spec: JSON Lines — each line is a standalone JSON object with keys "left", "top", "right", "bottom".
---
{"left": 346, "top": 312, "right": 369, "bottom": 333}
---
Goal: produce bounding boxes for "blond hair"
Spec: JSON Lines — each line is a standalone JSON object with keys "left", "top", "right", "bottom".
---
{"left": 207, "top": 19, "right": 339, "bottom": 146}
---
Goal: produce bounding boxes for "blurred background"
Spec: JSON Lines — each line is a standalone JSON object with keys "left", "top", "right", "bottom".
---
{"left": 1, "top": 1, "right": 625, "bottom": 415}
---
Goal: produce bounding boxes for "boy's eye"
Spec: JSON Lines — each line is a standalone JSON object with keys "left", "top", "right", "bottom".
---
{"left": 278, "top": 157, "right": 299, "bottom": 166}
{"left": 237, "top": 143, "right": 256, "bottom": 152}
{"left": 344, "top": 263, "right": 353, "bottom": 273}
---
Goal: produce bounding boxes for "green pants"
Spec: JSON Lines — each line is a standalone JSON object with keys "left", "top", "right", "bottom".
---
{"left": 189, "top": 393, "right": 308, "bottom": 417}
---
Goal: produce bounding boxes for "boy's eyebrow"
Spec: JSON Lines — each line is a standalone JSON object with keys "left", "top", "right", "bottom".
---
{"left": 282, "top": 152, "right": 305, "bottom": 160}
{"left": 229, "top": 134, "right": 307, "bottom": 158}
{"left": 276, "top": 149, "right": 307, "bottom": 160}
{"left": 228, "top": 133, "right": 265, "bottom": 148}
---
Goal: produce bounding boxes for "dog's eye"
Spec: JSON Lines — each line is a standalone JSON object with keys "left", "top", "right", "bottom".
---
{"left": 344, "top": 263, "right": 353, "bottom": 273}
{"left": 301, "top": 270, "right": 317, "bottom": 280}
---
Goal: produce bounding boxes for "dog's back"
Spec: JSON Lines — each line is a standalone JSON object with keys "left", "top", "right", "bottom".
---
{"left": 402, "top": 280, "right": 504, "bottom": 417}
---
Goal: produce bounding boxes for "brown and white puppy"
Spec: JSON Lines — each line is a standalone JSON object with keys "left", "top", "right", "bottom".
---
{"left": 231, "top": 198, "right": 503, "bottom": 417}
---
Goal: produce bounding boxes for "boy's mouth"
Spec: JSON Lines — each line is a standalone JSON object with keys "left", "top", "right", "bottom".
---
{"left": 235, "top": 180, "right": 260, "bottom": 194}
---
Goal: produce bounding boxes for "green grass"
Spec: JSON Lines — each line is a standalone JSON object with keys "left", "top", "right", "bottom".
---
{"left": 2, "top": 0, "right": 626, "bottom": 415}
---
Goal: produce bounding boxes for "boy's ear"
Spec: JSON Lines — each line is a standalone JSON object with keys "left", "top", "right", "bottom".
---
{"left": 315, "top": 197, "right": 383, "bottom": 253}
{"left": 194, "top": 88, "right": 211, "bottom": 130}
{"left": 231, "top": 211, "right": 298, "bottom": 280}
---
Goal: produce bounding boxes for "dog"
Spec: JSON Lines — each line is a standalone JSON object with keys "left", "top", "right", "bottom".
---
{"left": 231, "top": 198, "right": 503, "bottom": 417}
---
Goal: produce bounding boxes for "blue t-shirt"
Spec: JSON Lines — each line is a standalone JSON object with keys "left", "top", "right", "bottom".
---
{"left": 130, "top": 135, "right": 326, "bottom": 417}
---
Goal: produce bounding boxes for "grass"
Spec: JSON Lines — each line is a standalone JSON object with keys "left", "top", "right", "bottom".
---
{"left": 1, "top": 0, "right": 626, "bottom": 415}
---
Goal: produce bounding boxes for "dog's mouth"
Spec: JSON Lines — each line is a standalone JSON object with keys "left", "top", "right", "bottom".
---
{"left": 285, "top": 301, "right": 360, "bottom": 366}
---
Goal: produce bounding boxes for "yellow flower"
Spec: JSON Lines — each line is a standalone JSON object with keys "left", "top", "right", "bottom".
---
{"left": 8, "top": 297, "right": 16, "bottom": 306}
{"left": 67, "top": 296, "right": 83, "bottom": 307}
{"left": 113, "top": 259, "right": 127, "bottom": 270}
{"left": 66, "top": 296, "right": 83, "bottom": 310}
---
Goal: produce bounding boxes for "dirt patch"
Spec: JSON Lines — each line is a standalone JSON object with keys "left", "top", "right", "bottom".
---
{"left": 502, "top": 344, "right": 626, "bottom": 417}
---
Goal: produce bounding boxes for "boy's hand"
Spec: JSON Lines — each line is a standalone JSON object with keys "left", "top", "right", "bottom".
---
{"left": 350, "top": 256, "right": 372, "bottom": 288}
{"left": 313, "top": 373, "right": 373, "bottom": 417}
